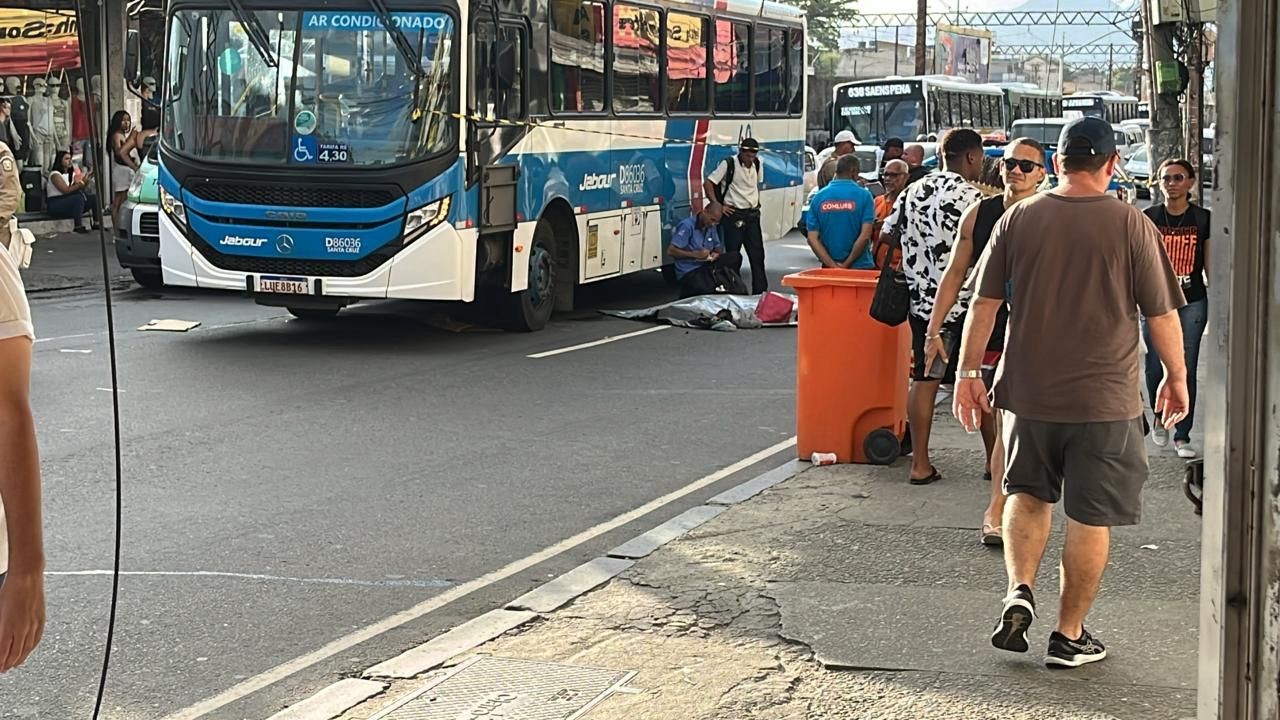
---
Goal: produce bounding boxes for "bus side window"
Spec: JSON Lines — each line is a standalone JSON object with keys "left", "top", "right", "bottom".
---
{"left": 549, "top": 0, "right": 607, "bottom": 113}
{"left": 666, "top": 12, "right": 710, "bottom": 113}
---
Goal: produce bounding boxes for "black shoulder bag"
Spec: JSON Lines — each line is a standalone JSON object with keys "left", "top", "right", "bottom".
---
{"left": 869, "top": 231, "right": 909, "bottom": 326}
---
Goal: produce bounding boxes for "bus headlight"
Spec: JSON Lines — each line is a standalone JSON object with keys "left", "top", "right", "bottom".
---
{"left": 160, "top": 186, "right": 187, "bottom": 226}
{"left": 404, "top": 196, "right": 451, "bottom": 242}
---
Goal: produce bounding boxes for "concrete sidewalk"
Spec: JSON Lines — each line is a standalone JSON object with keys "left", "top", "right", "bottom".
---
{"left": 18, "top": 226, "right": 131, "bottom": 293}
{"left": 327, "top": 417, "right": 1200, "bottom": 720}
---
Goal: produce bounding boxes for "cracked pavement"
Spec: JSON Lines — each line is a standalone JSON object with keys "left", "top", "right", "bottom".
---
{"left": 345, "top": 419, "right": 1201, "bottom": 720}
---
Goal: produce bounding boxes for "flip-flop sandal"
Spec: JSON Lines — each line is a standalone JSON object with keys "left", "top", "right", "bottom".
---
{"left": 983, "top": 471, "right": 993, "bottom": 482}
{"left": 981, "top": 524, "right": 1003, "bottom": 546}
{"left": 909, "top": 466, "right": 942, "bottom": 485}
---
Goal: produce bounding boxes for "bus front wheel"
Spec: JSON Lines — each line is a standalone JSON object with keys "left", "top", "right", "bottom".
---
{"left": 501, "top": 221, "right": 557, "bottom": 332}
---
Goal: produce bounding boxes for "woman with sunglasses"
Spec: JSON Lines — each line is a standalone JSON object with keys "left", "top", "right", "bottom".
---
{"left": 1142, "top": 159, "right": 1210, "bottom": 457}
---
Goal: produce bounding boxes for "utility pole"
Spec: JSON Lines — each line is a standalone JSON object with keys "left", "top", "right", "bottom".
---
{"left": 914, "top": 0, "right": 927, "bottom": 75}
{"left": 1184, "top": 24, "right": 1203, "bottom": 175}
{"left": 894, "top": 26, "right": 901, "bottom": 75}
{"left": 1141, "top": 0, "right": 1183, "bottom": 183}
{"left": 1107, "top": 44, "right": 1114, "bottom": 90}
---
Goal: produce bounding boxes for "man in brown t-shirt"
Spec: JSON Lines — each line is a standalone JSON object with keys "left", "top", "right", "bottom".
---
{"left": 952, "top": 117, "right": 1190, "bottom": 670}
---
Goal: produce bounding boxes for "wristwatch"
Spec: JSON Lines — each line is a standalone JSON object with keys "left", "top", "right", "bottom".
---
{"left": 956, "top": 369, "right": 983, "bottom": 379}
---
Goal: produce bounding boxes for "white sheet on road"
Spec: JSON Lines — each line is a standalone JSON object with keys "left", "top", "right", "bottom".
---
{"left": 602, "top": 294, "right": 797, "bottom": 331}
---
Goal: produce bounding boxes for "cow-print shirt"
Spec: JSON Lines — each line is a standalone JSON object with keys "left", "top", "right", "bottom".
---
{"left": 884, "top": 170, "right": 984, "bottom": 323}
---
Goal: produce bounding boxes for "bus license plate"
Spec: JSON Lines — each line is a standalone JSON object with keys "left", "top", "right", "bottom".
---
{"left": 257, "top": 275, "right": 310, "bottom": 295}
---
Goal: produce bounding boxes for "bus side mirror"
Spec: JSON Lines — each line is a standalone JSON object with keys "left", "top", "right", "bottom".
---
{"left": 124, "top": 30, "right": 142, "bottom": 86}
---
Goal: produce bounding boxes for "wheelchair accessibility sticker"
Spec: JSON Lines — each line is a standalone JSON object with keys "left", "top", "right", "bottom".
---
{"left": 293, "top": 135, "right": 318, "bottom": 164}
{"left": 292, "top": 136, "right": 351, "bottom": 165}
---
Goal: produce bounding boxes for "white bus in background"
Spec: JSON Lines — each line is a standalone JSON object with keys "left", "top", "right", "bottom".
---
{"left": 1062, "top": 92, "right": 1142, "bottom": 124}
{"left": 830, "top": 75, "right": 1007, "bottom": 148}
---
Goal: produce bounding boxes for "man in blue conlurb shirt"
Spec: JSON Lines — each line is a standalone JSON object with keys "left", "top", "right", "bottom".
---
{"left": 804, "top": 154, "right": 877, "bottom": 269}
{"left": 667, "top": 204, "right": 744, "bottom": 298}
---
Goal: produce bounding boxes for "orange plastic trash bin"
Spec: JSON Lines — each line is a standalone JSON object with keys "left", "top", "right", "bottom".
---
{"left": 781, "top": 268, "right": 911, "bottom": 465}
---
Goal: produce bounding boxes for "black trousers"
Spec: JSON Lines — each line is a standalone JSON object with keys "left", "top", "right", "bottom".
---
{"left": 720, "top": 211, "right": 767, "bottom": 294}
{"left": 677, "top": 252, "right": 744, "bottom": 299}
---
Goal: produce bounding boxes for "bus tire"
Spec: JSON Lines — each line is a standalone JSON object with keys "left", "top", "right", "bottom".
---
{"left": 502, "top": 220, "right": 557, "bottom": 332}
{"left": 288, "top": 307, "right": 340, "bottom": 321}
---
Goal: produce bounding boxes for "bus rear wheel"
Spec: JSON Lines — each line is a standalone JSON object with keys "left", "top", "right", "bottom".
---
{"left": 288, "top": 307, "right": 340, "bottom": 321}
{"left": 501, "top": 220, "right": 557, "bottom": 332}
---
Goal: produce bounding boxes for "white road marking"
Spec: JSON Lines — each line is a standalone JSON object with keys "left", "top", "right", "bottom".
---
{"left": 527, "top": 325, "right": 670, "bottom": 358}
{"left": 781, "top": 244, "right": 811, "bottom": 250}
{"left": 159, "top": 436, "right": 797, "bottom": 720}
{"left": 34, "top": 332, "right": 96, "bottom": 344}
{"left": 45, "top": 570, "right": 451, "bottom": 589}
{"left": 59, "top": 348, "right": 92, "bottom": 354}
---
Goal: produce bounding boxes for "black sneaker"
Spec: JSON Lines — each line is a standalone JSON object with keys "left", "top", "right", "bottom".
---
{"left": 990, "top": 584, "right": 1036, "bottom": 653}
{"left": 1045, "top": 627, "right": 1107, "bottom": 668}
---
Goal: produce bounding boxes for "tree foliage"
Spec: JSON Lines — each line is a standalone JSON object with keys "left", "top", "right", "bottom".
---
{"left": 794, "top": 0, "right": 858, "bottom": 52}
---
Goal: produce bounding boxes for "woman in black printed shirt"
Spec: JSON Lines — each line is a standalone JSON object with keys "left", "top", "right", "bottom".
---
{"left": 1142, "top": 158, "right": 1210, "bottom": 457}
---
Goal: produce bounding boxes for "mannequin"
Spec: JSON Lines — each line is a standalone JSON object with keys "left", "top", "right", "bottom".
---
{"left": 27, "top": 77, "right": 54, "bottom": 173}
{"left": 71, "top": 77, "right": 92, "bottom": 166}
{"left": 49, "top": 75, "right": 70, "bottom": 157}
{"left": 3, "top": 77, "right": 31, "bottom": 165}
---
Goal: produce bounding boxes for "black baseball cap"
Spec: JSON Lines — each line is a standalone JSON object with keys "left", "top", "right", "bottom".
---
{"left": 739, "top": 137, "right": 760, "bottom": 152}
{"left": 882, "top": 137, "right": 905, "bottom": 150}
{"left": 1057, "top": 117, "right": 1117, "bottom": 157}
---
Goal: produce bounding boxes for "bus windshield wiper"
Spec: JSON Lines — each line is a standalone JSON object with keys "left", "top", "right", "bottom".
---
{"left": 365, "top": 0, "right": 424, "bottom": 78}
{"left": 226, "top": 0, "right": 277, "bottom": 68}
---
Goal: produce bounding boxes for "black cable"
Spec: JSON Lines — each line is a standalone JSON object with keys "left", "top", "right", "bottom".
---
{"left": 87, "top": 166, "right": 123, "bottom": 720}
{"left": 70, "top": 2, "right": 125, "bottom": 717}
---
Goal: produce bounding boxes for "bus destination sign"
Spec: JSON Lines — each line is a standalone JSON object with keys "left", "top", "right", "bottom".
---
{"left": 844, "top": 82, "right": 916, "bottom": 100}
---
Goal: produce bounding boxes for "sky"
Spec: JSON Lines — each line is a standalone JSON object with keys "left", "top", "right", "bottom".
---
{"left": 841, "top": 0, "right": 1143, "bottom": 51}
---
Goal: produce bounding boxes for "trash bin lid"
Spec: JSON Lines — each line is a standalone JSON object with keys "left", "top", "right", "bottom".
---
{"left": 781, "top": 268, "right": 880, "bottom": 289}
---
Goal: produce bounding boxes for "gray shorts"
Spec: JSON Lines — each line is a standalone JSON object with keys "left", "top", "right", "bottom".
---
{"left": 1001, "top": 410, "right": 1149, "bottom": 527}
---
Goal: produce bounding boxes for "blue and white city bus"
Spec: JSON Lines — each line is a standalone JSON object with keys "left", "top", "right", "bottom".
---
{"left": 157, "top": 0, "right": 807, "bottom": 329}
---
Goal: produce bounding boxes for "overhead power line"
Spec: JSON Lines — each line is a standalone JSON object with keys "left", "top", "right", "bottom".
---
{"left": 848, "top": 11, "right": 1138, "bottom": 28}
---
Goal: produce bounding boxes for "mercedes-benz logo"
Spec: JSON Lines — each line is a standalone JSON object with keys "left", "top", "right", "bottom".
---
{"left": 276, "top": 234, "right": 295, "bottom": 254}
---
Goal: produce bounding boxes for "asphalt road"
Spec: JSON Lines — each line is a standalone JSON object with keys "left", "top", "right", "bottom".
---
{"left": 1, "top": 237, "right": 820, "bottom": 719}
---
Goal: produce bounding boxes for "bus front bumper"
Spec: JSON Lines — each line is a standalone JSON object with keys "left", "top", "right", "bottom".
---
{"left": 158, "top": 213, "right": 478, "bottom": 302}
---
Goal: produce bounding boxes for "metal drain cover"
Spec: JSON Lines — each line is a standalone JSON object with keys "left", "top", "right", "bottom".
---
{"left": 370, "top": 655, "right": 637, "bottom": 720}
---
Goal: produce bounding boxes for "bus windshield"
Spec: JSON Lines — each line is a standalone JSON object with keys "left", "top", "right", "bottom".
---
{"left": 833, "top": 82, "right": 924, "bottom": 146}
{"left": 164, "top": 8, "right": 456, "bottom": 167}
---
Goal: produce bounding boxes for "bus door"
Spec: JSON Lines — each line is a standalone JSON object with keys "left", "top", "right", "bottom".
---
{"left": 470, "top": 11, "right": 527, "bottom": 234}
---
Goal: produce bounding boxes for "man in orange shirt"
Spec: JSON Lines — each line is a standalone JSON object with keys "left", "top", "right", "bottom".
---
{"left": 872, "top": 159, "right": 910, "bottom": 268}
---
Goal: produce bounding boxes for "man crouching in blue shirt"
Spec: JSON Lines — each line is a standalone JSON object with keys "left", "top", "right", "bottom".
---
{"left": 805, "top": 154, "right": 877, "bottom": 269}
{"left": 667, "top": 203, "right": 742, "bottom": 298}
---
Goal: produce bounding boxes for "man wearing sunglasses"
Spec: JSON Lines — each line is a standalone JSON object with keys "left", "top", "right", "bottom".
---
{"left": 924, "top": 138, "right": 1047, "bottom": 547}
{"left": 953, "top": 116, "right": 1188, "bottom": 670}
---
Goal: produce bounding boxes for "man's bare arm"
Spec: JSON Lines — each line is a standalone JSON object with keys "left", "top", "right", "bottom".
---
{"left": 0, "top": 335, "right": 45, "bottom": 673}
{"left": 0, "top": 336, "right": 41, "bottom": 576}
{"left": 958, "top": 296, "right": 1001, "bottom": 373}
{"left": 1146, "top": 310, "right": 1188, "bottom": 383}
{"left": 844, "top": 222, "right": 874, "bottom": 268}
{"left": 807, "top": 230, "right": 838, "bottom": 268}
